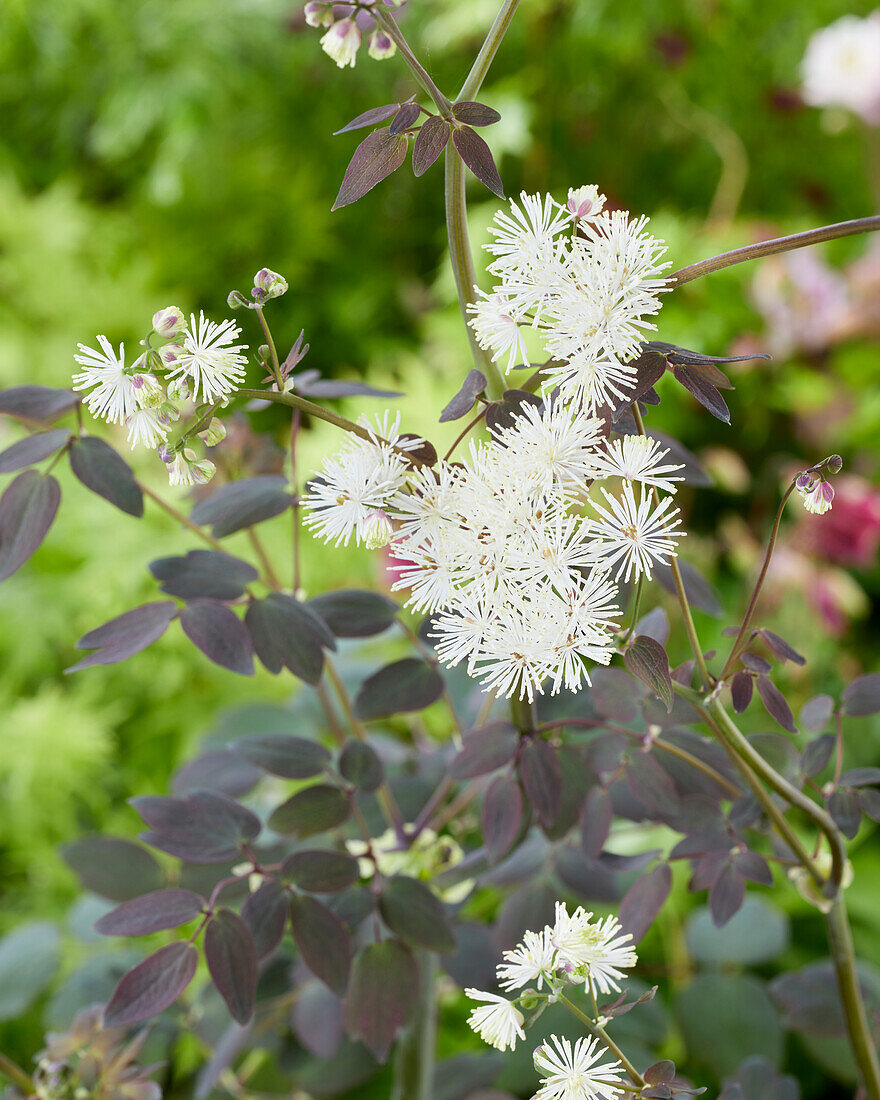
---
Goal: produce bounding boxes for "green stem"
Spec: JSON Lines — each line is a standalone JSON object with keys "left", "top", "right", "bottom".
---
{"left": 391, "top": 951, "right": 438, "bottom": 1100}
{"left": 719, "top": 480, "right": 796, "bottom": 681}
{"left": 254, "top": 306, "right": 282, "bottom": 389}
{"left": 667, "top": 216, "right": 880, "bottom": 287}
{"left": 444, "top": 148, "right": 505, "bottom": 397}
{"left": 236, "top": 388, "right": 376, "bottom": 442}
{"left": 558, "top": 993, "right": 646, "bottom": 1089}
{"left": 825, "top": 895, "right": 880, "bottom": 1100}
{"left": 620, "top": 575, "right": 644, "bottom": 646}
{"left": 139, "top": 481, "right": 228, "bottom": 555}
{"left": 372, "top": 9, "right": 450, "bottom": 114}
{"left": 457, "top": 0, "right": 522, "bottom": 100}
{"left": 0, "top": 1052, "right": 34, "bottom": 1094}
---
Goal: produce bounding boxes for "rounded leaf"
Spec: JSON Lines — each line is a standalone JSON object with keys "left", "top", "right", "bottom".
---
{"left": 676, "top": 973, "right": 782, "bottom": 1076}
{"left": 150, "top": 549, "right": 258, "bottom": 601}
{"left": 69, "top": 436, "right": 143, "bottom": 517}
{"left": 94, "top": 889, "right": 205, "bottom": 936}
{"left": 245, "top": 593, "right": 332, "bottom": 682}
{"left": 180, "top": 600, "right": 254, "bottom": 676}
{"left": 234, "top": 733, "right": 330, "bottom": 779}
{"left": 282, "top": 850, "right": 360, "bottom": 893}
{"left": 306, "top": 589, "right": 398, "bottom": 638}
{"left": 518, "top": 739, "right": 562, "bottom": 829}
{"left": 452, "top": 722, "right": 518, "bottom": 779}
{"left": 338, "top": 740, "right": 384, "bottom": 792}
{"left": 842, "top": 674, "right": 880, "bottom": 717}
{"left": 482, "top": 775, "right": 523, "bottom": 864}
{"left": 451, "top": 101, "right": 502, "bottom": 126}
{"left": 289, "top": 894, "right": 351, "bottom": 994}
{"left": 0, "top": 922, "right": 60, "bottom": 1019}
{"left": 0, "top": 428, "right": 70, "bottom": 473}
{"left": 625, "top": 635, "right": 673, "bottom": 712}
{"left": 62, "top": 836, "right": 164, "bottom": 901}
{"left": 0, "top": 469, "right": 61, "bottom": 580}
{"left": 344, "top": 939, "right": 419, "bottom": 1062}
{"left": 268, "top": 784, "right": 351, "bottom": 837}
{"left": 354, "top": 657, "right": 444, "bottom": 720}
{"left": 686, "top": 898, "right": 789, "bottom": 966}
{"left": 104, "top": 942, "right": 198, "bottom": 1027}
{"left": 0, "top": 385, "right": 78, "bottom": 422}
{"left": 241, "top": 879, "right": 289, "bottom": 959}
{"left": 619, "top": 864, "right": 672, "bottom": 945}
{"left": 379, "top": 875, "right": 455, "bottom": 953}
{"left": 205, "top": 908, "right": 258, "bottom": 1024}
{"left": 190, "top": 475, "right": 292, "bottom": 538}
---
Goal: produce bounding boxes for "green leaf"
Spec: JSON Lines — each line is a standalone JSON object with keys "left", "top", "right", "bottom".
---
{"left": 0, "top": 922, "right": 60, "bottom": 1019}
{"left": 676, "top": 974, "right": 782, "bottom": 1076}
{"left": 379, "top": 876, "right": 455, "bottom": 953}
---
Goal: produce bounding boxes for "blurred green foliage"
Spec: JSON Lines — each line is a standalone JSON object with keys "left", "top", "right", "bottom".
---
{"left": 0, "top": 0, "right": 879, "bottom": 1094}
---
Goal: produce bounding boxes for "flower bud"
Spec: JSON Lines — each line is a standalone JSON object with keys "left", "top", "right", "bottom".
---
{"left": 800, "top": 478, "right": 835, "bottom": 515}
{"left": 565, "top": 184, "right": 606, "bottom": 221}
{"left": 253, "top": 267, "right": 288, "bottom": 301}
{"left": 823, "top": 454, "right": 843, "bottom": 474}
{"left": 131, "top": 373, "right": 166, "bottom": 409}
{"left": 361, "top": 508, "right": 394, "bottom": 550}
{"left": 152, "top": 306, "right": 186, "bottom": 337}
{"left": 368, "top": 30, "right": 397, "bottom": 61}
{"left": 166, "top": 448, "right": 216, "bottom": 487}
{"left": 320, "top": 18, "right": 361, "bottom": 69}
{"left": 304, "top": 1, "right": 333, "bottom": 27}
{"left": 518, "top": 988, "right": 541, "bottom": 1011}
{"left": 227, "top": 289, "right": 250, "bottom": 310}
{"left": 198, "top": 417, "right": 227, "bottom": 446}
{"left": 166, "top": 376, "right": 191, "bottom": 402}
{"left": 156, "top": 342, "right": 183, "bottom": 369}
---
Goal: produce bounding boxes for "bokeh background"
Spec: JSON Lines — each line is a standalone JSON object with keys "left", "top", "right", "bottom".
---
{"left": 1, "top": 0, "right": 879, "bottom": 1095}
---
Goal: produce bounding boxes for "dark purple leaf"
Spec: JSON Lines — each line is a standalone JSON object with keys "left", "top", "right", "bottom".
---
{"left": 0, "top": 429, "right": 70, "bottom": 473}
{"left": 859, "top": 787, "right": 880, "bottom": 822}
{"left": 494, "top": 882, "right": 557, "bottom": 950}
{"left": 730, "top": 672, "right": 753, "bottom": 714}
{"left": 544, "top": 744, "right": 591, "bottom": 839}
{"left": 734, "top": 850, "right": 774, "bottom": 886}
{"left": 281, "top": 850, "right": 360, "bottom": 893}
{"left": 581, "top": 786, "right": 612, "bottom": 859}
{"left": 644, "top": 1061, "right": 676, "bottom": 1085}
{"left": 709, "top": 862, "right": 745, "bottom": 927}
{"left": 0, "top": 385, "right": 78, "bottom": 422}
{"left": 205, "top": 908, "right": 258, "bottom": 1024}
{"left": 439, "top": 369, "right": 487, "bottom": 423}
{"left": 719, "top": 1056, "right": 798, "bottom": 1100}
{"left": 412, "top": 115, "right": 451, "bottom": 177}
{"left": 67, "top": 601, "right": 177, "bottom": 672}
{"left": 180, "top": 600, "right": 254, "bottom": 676}
{"left": 482, "top": 775, "right": 523, "bottom": 864}
{"left": 654, "top": 560, "right": 723, "bottom": 616}
{"left": 234, "top": 733, "right": 330, "bottom": 779}
{"left": 333, "top": 103, "right": 401, "bottom": 135}
{"left": 69, "top": 437, "right": 143, "bottom": 517}
{"left": 173, "top": 750, "right": 261, "bottom": 798}
{"left": 338, "top": 739, "right": 384, "bottom": 792}
{"left": 756, "top": 676, "right": 797, "bottom": 734}
{"left": 246, "top": 593, "right": 334, "bottom": 682}
{"left": 842, "top": 673, "right": 880, "bottom": 717}
{"left": 840, "top": 766, "right": 880, "bottom": 787}
{"left": 769, "top": 960, "right": 880, "bottom": 1036}
{"left": 451, "top": 722, "right": 518, "bottom": 779}
{"left": 132, "top": 789, "right": 261, "bottom": 863}
{"left": 647, "top": 341, "right": 770, "bottom": 370}
{"left": 104, "top": 942, "right": 198, "bottom": 1026}
{"left": 740, "top": 652, "right": 772, "bottom": 674}
{"left": 626, "top": 751, "right": 680, "bottom": 817}
{"left": 759, "top": 630, "right": 805, "bottom": 666}
{"left": 268, "top": 784, "right": 351, "bottom": 837}
{"left": 451, "top": 101, "right": 502, "bottom": 126}
{"left": 670, "top": 829, "right": 731, "bottom": 860}
{"left": 484, "top": 389, "right": 542, "bottom": 435}
{"left": 290, "top": 894, "right": 351, "bottom": 994}
{"left": 555, "top": 848, "right": 619, "bottom": 901}
{"left": 625, "top": 635, "right": 673, "bottom": 712}
{"left": 635, "top": 606, "right": 670, "bottom": 646}
{"left": 306, "top": 589, "right": 398, "bottom": 638}
{"left": 94, "top": 889, "right": 204, "bottom": 936}
{"left": 389, "top": 101, "right": 420, "bottom": 135}
{"left": 333, "top": 127, "right": 409, "bottom": 210}
{"left": 344, "top": 939, "right": 419, "bottom": 1061}
{"left": 241, "top": 879, "right": 288, "bottom": 959}
{"left": 441, "top": 922, "right": 498, "bottom": 991}
{"left": 800, "top": 694, "right": 834, "bottom": 733}
{"left": 379, "top": 876, "right": 455, "bottom": 953}
{"left": 354, "top": 657, "right": 444, "bottom": 720}
{"left": 800, "top": 733, "right": 835, "bottom": 778}
{"left": 827, "top": 787, "right": 860, "bottom": 838}
{"left": 0, "top": 469, "right": 61, "bottom": 580}
{"left": 625, "top": 349, "right": 668, "bottom": 404}
{"left": 619, "top": 864, "right": 672, "bottom": 944}
{"left": 62, "top": 836, "right": 164, "bottom": 901}
{"left": 190, "top": 476, "right": 292, "bottom": 538}
{"left": 150, "top": 550, "right": 257, "bottom": 601}
{"left": 519, "top": 739, "right": 562, "bottom": 829}
{"left": 672, "top": 659, "right": 696, "bottom": 686}
{"left": 672, "top": 365, "right": 730, "bottom": 424}
{"left": 291, "top": 372, "right": 402, "bottom": 399}
{"left": 590, "top": 667, "right": 643, "bottom": 721}
{"left": 451, "top": 125, "right": 504, "bottom": 197}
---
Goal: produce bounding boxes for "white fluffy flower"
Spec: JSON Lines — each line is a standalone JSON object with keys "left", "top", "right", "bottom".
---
{"left": 585, "top": 482, "right": 684, "bottom": 582}
{"left": 126, "top": 408, "right": 168, "bottom": 450}
{"left": 170, "top": 313, "right": 248, "bottom": 403}
{"left": 303, "top": 413, "right": 419, "bottom": 547}
{"left": 465, "top": 990, "right": 525, "bottom": 1052}
{"left": 467, "top": 291, "right": 531, "bottom": 373}
{"left": 588, "top": 435, "right": 684, "bottom": 494}
{"left": 497, "top": 928, "right": 558, "bottom": 991}
{"left": 72, "top": 336, "right": 138, "bottom": 425}
{"left": 320, "top": 18, "right": 361, "bottom": 68}
{"left": 492, "top": 401, "right": 604, "bottom": 493}
{"left": 801, "top": 13, "right": 880, "bottom": 124}
{"left": 551, "top": 903, "right": 637, "bottom": 996}
{"left": 486, "top": 191, "right": 570, "bottom": 278}
{"left": 533, "top": 1034, "right": 625, "bottom": 1100}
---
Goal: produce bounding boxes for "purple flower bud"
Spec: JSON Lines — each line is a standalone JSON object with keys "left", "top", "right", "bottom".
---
{"left": 151, "top": 306, "right": 185, "bottom": 337}
{"left": 304, "top": 1, "right": 332, "bottom": 27}
{"left": 158, "top": 444, "right": 174, "bottom": 464}
{"left": 368, "top": 30, "right": 397, "bottom": 60}
{"left": 796, "top": 471, "right": 814, "bottom": 491}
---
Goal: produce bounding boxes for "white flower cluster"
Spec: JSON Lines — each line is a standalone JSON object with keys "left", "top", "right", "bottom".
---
{"left": 305, "top": 2, "right": 400, "bottom": 68}
{"left": 73, "top": 271, "right": 288, "bottom": 486}
{"left": 468, "top": 189, "right": 670, "bottom": 412}
{"left": 801, "top": 12, "right": 880, "bottom": 125}
{"left": 304, "top": 398, "right": 684, "bottom": 701}
{"left": 464, "top": 903, "right": 636, "bottom": 1100}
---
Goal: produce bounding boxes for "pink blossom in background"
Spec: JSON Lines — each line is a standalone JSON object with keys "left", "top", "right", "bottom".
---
{"left": 799, "top": 476, "right": 880, "bottom": 568}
